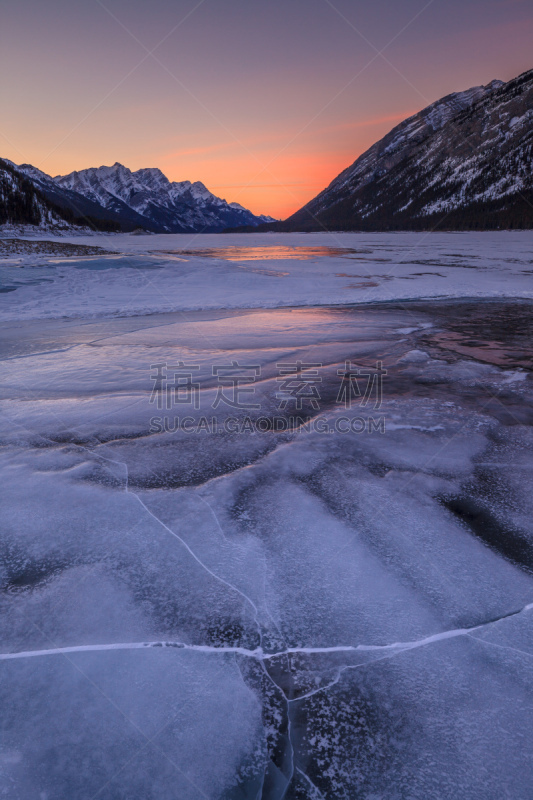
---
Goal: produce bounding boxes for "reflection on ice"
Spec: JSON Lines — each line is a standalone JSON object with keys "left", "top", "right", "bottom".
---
{"left": 1, "top": 231, "right": 532, "bottom": 320}
{"left": 149, "top": 245, "right": 367, "bottom": 260}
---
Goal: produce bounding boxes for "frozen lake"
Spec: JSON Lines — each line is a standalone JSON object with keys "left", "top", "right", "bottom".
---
{"left": 1, "top": 230, "right": 533, "bottom": 319}
{"left": 1, "top": 233, "right": 533, "bottom": 798}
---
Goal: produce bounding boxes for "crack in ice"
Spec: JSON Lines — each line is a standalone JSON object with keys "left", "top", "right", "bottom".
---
{"left": 466, "top": 633, "right": 533, "bottom": 661}
{"left": 296, "top": 767, "right": 325, "bottom": 799}
{"left": 2, "top": 602, "right": 532, "bottom": 662}
{"left": 93, "top": 450, "right": 263, "bottom": 620}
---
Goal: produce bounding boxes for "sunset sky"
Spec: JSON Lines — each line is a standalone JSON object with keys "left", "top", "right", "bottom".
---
{"left": 1, "top": 0, "right": 532, "bottom": 218}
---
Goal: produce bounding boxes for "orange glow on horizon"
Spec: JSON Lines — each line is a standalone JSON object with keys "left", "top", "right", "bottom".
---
{"left": 2, "top": 0, "right": 532, "bottom": 219}
{"left": 156, "top": 111, "right": 418, "bottom": 218}
{"left": 162, "top": 150, "right": 359, "bottom": 219}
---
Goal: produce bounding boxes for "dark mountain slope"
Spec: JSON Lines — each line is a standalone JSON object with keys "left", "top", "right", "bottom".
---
{"left": 0, "top": 159, "right": 119, "bottom": 231}
{"left": 278, "top": 68, "right": 533, "bottom": 232}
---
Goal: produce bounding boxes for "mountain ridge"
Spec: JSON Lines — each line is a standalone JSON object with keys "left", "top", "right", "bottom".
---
{"left": 231, "top": 68, "right": 533, "bottom": 232}
{"left": 4, "top": 68, "right": 532, "bottom": 234}
{"left": 1, "top": 160, "right": 274, "bottom": 233}
{"left": 0, "top": 158, "right": 115, "bottom": 232}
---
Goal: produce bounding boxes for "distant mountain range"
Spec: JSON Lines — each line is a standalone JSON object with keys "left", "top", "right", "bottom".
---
{"left": 235, "top": 67, "right": 533, "bottom": 232}
{"left": 2, "top": 67, "right": 532, "bottom": 234}
{"left": 0, "top": 160, "right": 274, "bottom": 232}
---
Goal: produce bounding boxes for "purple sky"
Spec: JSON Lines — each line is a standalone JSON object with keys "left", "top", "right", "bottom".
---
{"left": 1, "top": 0, "right": 531, "bottom": 217}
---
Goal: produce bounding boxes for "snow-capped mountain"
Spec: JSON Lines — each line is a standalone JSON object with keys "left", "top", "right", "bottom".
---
{"left": 8, "top": 161, "right": 274, "bottom": 233}
{"left": 56, "top": 162, "right": 274, "bottom": 231}
{"left": 282, "top": 68, "right": 533, "bottom": 231}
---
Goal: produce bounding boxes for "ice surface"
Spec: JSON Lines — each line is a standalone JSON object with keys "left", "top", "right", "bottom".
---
{"left": 1, "top": 233, "right": 533, "bottom": 798}
{"left": 1, "top": 231, "right": 533, "bottom": 321}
